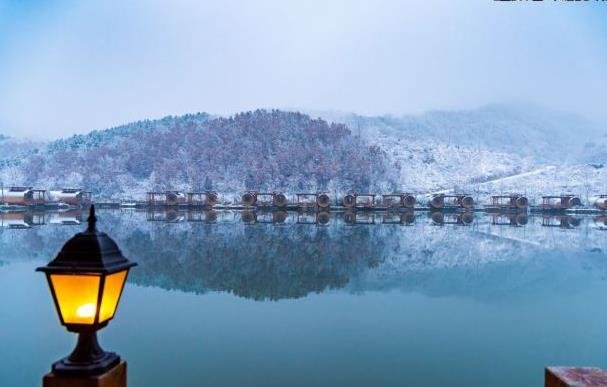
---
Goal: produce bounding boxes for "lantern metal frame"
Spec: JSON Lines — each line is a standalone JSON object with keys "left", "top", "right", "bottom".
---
{"left": 37, "top": 205, "right": 136, "bottom": 376}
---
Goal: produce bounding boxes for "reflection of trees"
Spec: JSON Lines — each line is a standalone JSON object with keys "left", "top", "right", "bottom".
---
{"left": 123, "top": 223, "right": 385, "bottom": 300}
{"left": 5, "top": 210, "right": 607, "bottom": 303}
{"left": 0, "top": 210, "right": 392, "bottom": 300}
{"left": 0, "top": 220, "right": 79, "bottom": 262}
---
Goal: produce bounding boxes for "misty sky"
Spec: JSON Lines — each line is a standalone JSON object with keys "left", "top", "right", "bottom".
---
{"left": 0, "top": 0, "right": 605, "bottom": 139}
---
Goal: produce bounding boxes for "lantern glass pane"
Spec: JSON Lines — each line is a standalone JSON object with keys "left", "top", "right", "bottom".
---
{"left": 99, "top": 270, "right": 128, "bottom": 323}
{"left": 49, "top": 274, "right": 101, "bottom": 325}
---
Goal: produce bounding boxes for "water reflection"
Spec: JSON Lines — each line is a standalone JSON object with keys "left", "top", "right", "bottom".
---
{"left": 594, "top": 216, "right": 607, "bottom": 231}
{"left": 240, "top": 210, "right": 257, "bottom": 224}
{"left": 344, "top": 211, "right": 375, "bottom": 225}
{"left": 541, "top": 215, "right": 582, "bottom": 229}
{"left": 429, "top": 211, "right": 475, "bottom": 226}
{"left": 187, "top": 209, "right": 219, "bottom": 223}
{"left": 2, "top": 209, "right": 607, "bottom": 302}
{"left": 147, "top": 208, "right": 184, "bottom": 222}
{"left": 0, "top": 211, "right": 46, "bottom": 228}
{"left": 382, "top": 211, "right": 416, "bottom": 225}
{"left": 489, "top": 212, "right": 528, "bottom": 227}
{"left": 295, "top": 211, "right": 331, "bottom": 225}
{"left": 125, "top": 216, "right": 384, "bottom": 301}
{"left": 3, "top": 209, "right": 607, "bottom": 387}
{"left": 0, "top": 209, "right": 89, "bottom": 228}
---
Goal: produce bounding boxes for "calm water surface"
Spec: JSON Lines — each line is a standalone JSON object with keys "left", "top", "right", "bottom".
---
{"left": 1, "top": 209, "right": 607, "bottom": 387}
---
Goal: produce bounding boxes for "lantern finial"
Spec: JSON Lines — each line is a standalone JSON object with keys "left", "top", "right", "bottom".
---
{"left": 87, "top": 205, "right": 97, "bottom": 232}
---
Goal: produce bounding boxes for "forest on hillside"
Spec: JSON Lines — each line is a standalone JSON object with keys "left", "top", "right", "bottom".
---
{"left": 0, "top": 110, "right": 392, "bottom": 199}
{"left": 3, "top": 105, "right": 606, "bottom": 201}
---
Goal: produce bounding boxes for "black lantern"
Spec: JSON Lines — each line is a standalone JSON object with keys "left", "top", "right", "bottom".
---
{"left": 37, "top": 205, "right": 136, "bottom": 376}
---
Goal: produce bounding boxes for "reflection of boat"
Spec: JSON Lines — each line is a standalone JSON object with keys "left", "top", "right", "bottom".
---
{"left": 593, "top": 216, "right": 607, "bottom": 230}
{"left": 594, "top": 215, "right": 607, "bottom": 230}
{"left": 48, "top": 210, "right": 85, "bottom": 225}
{"left": 296, "top": 211, "right": 317, "bottom": 224}
{"left": 242, "top": 210, "right": 289, "bottom": 224}
{"left": 316, "top": 212, "right": 331, "bottom": 226}
{"left": 7, "top": 208, "right": 607, "bottom": 303}
{"left": 542, "top": 215, "right": 582, "bottom": 229}
{"left": 273, "top": 211, "right": 289, "bottom": 224}
{"left": 382, "top": 211, "right": 415, "bottom": 225}
{"left": 257, "top": 211, "right": 276, "bottom": 224}
{"left": 430, "top": 211, "right": 474, "bottom": 226}
{"left": 295, "top": 211, "right": 330, "bottom": 225}
{"left": 146, "top": 209, "right": 185, "bottom": 223}
{"left": 489, "top": 212, "right": 528, "bottom": 227}
{"left": 0, "top": 211, "right": 46, "bottom": 228}
{"left": 343, "top": 211, "right": 375, "bottom": 225}
{"left": 241, "top": 210, "right": 257, "bottom": 225}
{"left": 187, "top": 210, "right": 218, "bottom": 223}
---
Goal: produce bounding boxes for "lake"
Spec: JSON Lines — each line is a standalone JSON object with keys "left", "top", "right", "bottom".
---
{"left": 1, "top": 209, "right": 607, "bottom": 387}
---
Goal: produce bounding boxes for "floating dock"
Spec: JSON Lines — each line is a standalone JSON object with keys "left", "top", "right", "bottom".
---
{"left": 3, "top": 190, "right": 607, "bottom": 214}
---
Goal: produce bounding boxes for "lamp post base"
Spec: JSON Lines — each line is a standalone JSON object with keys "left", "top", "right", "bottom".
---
{"left": 43, "top": 360, "right": 126, "bottom": 387}
{"left": 52, "top": 351, "right": 120, "bottom": 377}
{"left": 51, "top": 330, "right": 120, "bottom": 377}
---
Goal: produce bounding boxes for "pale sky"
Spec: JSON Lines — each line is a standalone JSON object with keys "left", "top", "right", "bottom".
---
{"left": 0, "top": 0, "right": 605, "bottom": 139}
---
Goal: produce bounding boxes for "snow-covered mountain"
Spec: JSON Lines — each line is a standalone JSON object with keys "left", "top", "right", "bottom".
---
{"left": 0, "top": 135, "right": 43, "bottom": 168}
{"left": 0, "top": 105, "right": 604, "bottom": 201}
{"left": 313, "top": 103, "right": 604, "bottom": 163}
{"left": 0, "top": 110, "right": 389, "bottom": 199}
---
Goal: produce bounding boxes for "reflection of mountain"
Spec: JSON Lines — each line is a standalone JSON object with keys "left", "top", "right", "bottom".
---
{"left": 1, "top": 210, "right": 607, "bottom": 302}
{"left": 0, "top": 219, "right": 79, "bottom": 261}
{"left": 353, "top": 249, "right": 607, "bottom": 304}
{"left": 122, "top": 222, "right": 385, "bottom": 300}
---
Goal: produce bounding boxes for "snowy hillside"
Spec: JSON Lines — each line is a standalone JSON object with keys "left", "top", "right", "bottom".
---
{"left": 474, "top": 163, "right": 607, "bottom": 204}
{"left": 370, "top": 134, "right": 535, "bottom": 194}
{"left": 314, "top": 104, "right": 604, "bottom": 163}
{"left": 0, "top": 135, "right": 43, "bottom": 167}
{"left": 0, "top": 105, "right": 604, "bottom": 201}
{"left": 0, "top": 110, "right": 389, "bottom": 199}
{"left": 46, "top": 113, "right": 211, "bottom": 153}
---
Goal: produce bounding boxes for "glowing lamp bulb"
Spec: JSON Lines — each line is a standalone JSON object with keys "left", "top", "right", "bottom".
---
{"left": 76, "top": 303, "right": 96, "bottom": 318}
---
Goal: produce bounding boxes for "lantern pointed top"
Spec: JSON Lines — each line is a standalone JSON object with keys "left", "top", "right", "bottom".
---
{"left": 87, "top": 205, "right": 97, "bottom": 232}
{"left": 36, "top": 205, "right": 136, "bottom": 275}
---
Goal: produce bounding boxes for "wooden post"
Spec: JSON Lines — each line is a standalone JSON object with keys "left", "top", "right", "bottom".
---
{"left": 545, "top": 366, "right": 607, "bottom": 387}
{"left": 43, "top": 361, "right": 127, "bottom": 387}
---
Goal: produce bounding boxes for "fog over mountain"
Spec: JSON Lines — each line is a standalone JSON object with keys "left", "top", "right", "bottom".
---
{"left": 0, "top": 135, "right": 43, "bottom": 162}
{"left": 313, "top": 104, "right": 605, "bottom": 163}
{"left": 3, "top": 1, "right": 606, "bottom": 138}
{"left": 0, "top": 104, "right": 605, "bottom": 200}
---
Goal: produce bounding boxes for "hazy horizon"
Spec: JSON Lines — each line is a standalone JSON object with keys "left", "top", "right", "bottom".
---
{"left": 1, "top": 0, "right": 606, "bottom": 139}
{"left": 0, "top": 101, "right": 599, "bottom": 142}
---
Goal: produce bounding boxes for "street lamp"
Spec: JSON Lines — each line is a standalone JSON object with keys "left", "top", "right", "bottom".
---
{"left": 37, "top": 205, "right": 136, "bottom": 376}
